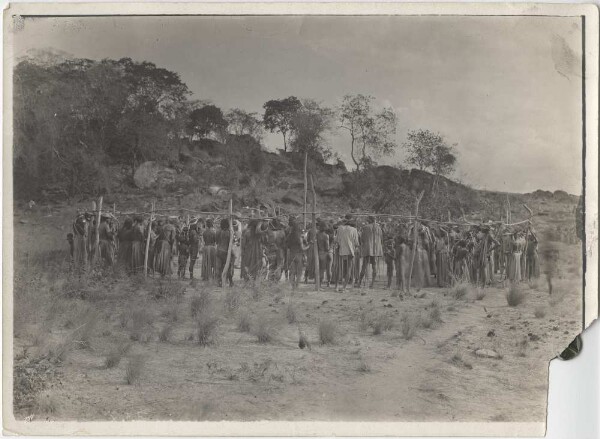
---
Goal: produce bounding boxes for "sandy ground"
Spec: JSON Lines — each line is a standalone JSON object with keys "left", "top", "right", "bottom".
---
{"left": 11, "top": 203, "right": 583, "bottom": 422}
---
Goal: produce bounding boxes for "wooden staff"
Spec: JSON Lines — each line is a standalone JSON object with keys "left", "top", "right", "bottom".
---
{"left": 407, "top": 191, "right": 424, "bottom": 292}
{"left": 222, "top": 198, "right": 234, "bottom": 287}
{"left": 310, "top": 175, "right": 320, "bottom": 291}
{"left": 144, "top": 201, "right": 154, "bottom": 277}
{"left": 94, "top": 197, "right": 103, "bottom": 264}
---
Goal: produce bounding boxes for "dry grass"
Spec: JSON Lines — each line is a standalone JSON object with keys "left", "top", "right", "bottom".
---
{"left": 125, "top": 354, "right": 145, "bottom": 385}
{"left": 528, "top": 279, "right": 540, "bottom": 290}
{"left": 159, "top": 324, "right": 173, "bottom": 342}
{"left": 71, "top": 308, "right": 100, "bottom": 349}
{"left": 516, "top": 337, "right": 529, "bottom": 357}
{"left": 372, "top": 314, "right": 394, "bottom": 335}
{"left": 237, "top": 311, "right": 252, "bottom": 333}
{"left": 318, "top": 320, "right": 337, "bottom": 345}
{"left": 286, "top": 303, "right": 297, "bottom": 324}
{"left": 161, "top": 300, "right": 180, "bottom": 323}
{"left": 475, "top": 289, "right": 486, "bottom": 300}
{"left": 451, "top": 282, "right": 471, "bottom": 300}
{"left": 130, "top": 309, "right": 154, "bottom": 342}
{"left": 223, "top": 288, "right": 243, "bottom": 314}
{"left": 357, "top": 356, "right": 372, "bottom": 373}
{"left": 401, "top": 314, "right": 419, "bottom": 340}
{"left": 104, "top": 342, "right": 131, "bottom": 369}
{"left": 506, "top": 283, "right": 526, "bottom": 307}
{"left": 358, "top": 310, "right": 372, "bottom": 332}
{"left": 191, "top": 290, "right": 212, "bottom": 318}
{"left": 450, "top": 352, "right": 473, "bottom": 369}
{"left": 534, "top": 306, "right": 547, "bottom": 319}
{"left": 34, "top": 390, "right": 59, "bottom": 415}
{"left": 254, "top": 316, "right": 278, "bottom": 344}
{"left": 196, "top": 310, "right": 220, "bottom": 346}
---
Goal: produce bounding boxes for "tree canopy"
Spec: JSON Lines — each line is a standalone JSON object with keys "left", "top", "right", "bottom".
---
{"left": 262, "top": 96, "right": 302, "bottom": 152}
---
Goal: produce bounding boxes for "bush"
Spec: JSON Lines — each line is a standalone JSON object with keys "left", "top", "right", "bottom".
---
{"left": 237, "top": 312, "right": 252, "bottom": 333}
{"left": 254, "top": 316, "right": 278, "bottom": 344}
{"left": 401, "top": 314, "right": 418, "bottom": 340}
{"left": 196, "top": 311, "right": 220, "bottom": 346}
{"left": 125, "top": 355, "right": 145, "bottom": 385}
{"left": 104, "top": 342, "right": 131, "bottom": 369}
{"left": 318, "top": 320, "right": 337, "bottom": 345}
{"left": 506, "top": 284, "right": 525, "bottom": 307}
{"left": 372, "top": 314, "right": 394, "bottom": 335}
{"left": 286, "top": 303, "right": 297, "bottom": 324}
{"left": 191, "top": 290, "right": 212, "bottom": 318}
{"left": 224, "top": 288, "right": 242, "bottom": 314}
{"left": 357, "top": 356, "right": 371, "bottom": 373}
{"left": 130, "top": 309, "right": 153, "bottom": 342}
{"left": 475, "top": 289, "right": 486, "bottom": 300}
{"left": 159, "top": 324, "right": 173, "bottom": 342}
{"left": 451, "top": 282, "right": 471, "bottom": 300}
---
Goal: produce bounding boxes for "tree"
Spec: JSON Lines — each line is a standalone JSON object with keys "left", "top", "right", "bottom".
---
{"left": 262, "top": 96, "right": 302, "bottom": 152}
{"left": 289, "top": 99, "right": 334, "bottom": 160}
{"left": 403, "top": 129, "right": 457, "bottom": 191}
{"left": 188, "top": 104, "right": 228, "bottom": 141}
{"left": 225, "top": 108, "right": 264, "bottom": 141}
{"left": 339, "top": 94, "right": 397, "bottom": 171}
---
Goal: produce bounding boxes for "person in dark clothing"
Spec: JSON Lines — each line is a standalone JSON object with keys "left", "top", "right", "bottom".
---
{"left": 177, "top": 226, "right": 190, "bottom": 278}
{"left": 188, "top": 223, "right": 201, "bottom": 279}
{"left": 215, "top": 219, "right": 235, "bottom": 287}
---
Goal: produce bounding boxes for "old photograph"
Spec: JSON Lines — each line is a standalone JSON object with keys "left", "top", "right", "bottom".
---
{"left": 3, "top": 3, "right": 598, "bottom": 436}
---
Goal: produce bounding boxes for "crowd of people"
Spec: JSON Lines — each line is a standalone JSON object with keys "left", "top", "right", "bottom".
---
{"left": 69, "top": 210, "right": 541, "bottom": 292}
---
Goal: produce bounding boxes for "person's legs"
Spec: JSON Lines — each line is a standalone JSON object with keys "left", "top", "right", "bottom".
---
{"left": 386, "top": 257, "right": 394, "bottom": 288}
{"left": 359, "top": 256, "right": 369, "bottom": 286}
{"left": 370, "top": 256, "right": 377, "bottom": 287}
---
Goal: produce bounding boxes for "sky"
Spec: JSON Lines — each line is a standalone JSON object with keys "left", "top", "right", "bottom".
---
{"left": 12, "top": 15, "right": 584, "bottom": 194}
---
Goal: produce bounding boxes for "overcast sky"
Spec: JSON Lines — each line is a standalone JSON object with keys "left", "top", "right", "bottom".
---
{"left": 13, "top": 15, "right": 584, "bottom": 194}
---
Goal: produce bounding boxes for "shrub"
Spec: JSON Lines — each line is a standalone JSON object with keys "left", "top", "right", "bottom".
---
{"left": 372, "top": 314, "right": 394, "bottom": 335}
{"left": 104, "top": 342, "right": 131, "bottom": 369}
{"left": 125, "top": 355, "right": 145, "bottom": 385}
{"left": 506, "top": 284, "right": 525, "bottom": 307}
{"left": 254, "top": 316, "right": 278, "bottom": 344}
{"left": 401, "top": 314, "right": 418, "bottom": 340}
{"left": 475, "top": 289, "right": 486, "bottom": 300}
{"left": 196, "top": 311, "right": 220, "bottom": 346}
{"left": 161, "top": 300, "right": 180, "bottom": 323}
{"left": 159, "top": 324, "right": 173, "bottom": 342}
{"left": 429, "top": 304, "right": 442, "bottom": 324}
{"left": 286, "top": 303, "right": 297, "bottom": 324}
{"left": 534, "top": 307, "right": 546, "bottom": 319}
{"left": 191, "top": 290, "right": 212, "bottom": 318}
{"left": 357, "top": 356, "right": 371, "bottom": 373}
{"left": 318, "top": 320, "right": 337, "bottom": 345}
{"left": 72, "top": 308, "right": 100, "bottom": 349}
{"left": 237, "top": 311, "right": 252, "bottom": 333}
{"left": 224, "top": 288, "right": 242, "bottom": 314}
{"left": 420, "top": 313, "right": 433, "bottom": 329}
{"left": 451, "top": 282, "right": 470, "bottom": 300}
{"left": 130, "top": 309, "right": 153, "bottom": 342}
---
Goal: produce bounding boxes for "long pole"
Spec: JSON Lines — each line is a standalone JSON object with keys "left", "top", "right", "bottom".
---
{"left": 144, "top": 201, "right": 154, "bottom": 277}
{"left": 407, "top": 190, "right": 424, "bottom": 292}
{"left": 310, "top": 174, "right": 320, "bottom": 291}
{"left": 222, "top": 198, "right": 234, "bottom": 287}
{"left": 303, "top": 151, "right": 308, "bottom": 229}
{"left": 94, "top": 196, "right": 103, "bottom": 264}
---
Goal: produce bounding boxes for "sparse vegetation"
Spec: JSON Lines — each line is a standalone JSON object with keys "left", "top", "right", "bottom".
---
{"left": 130, "top": 309, "right": 154, "bottom": 342}
{"left": 401, "top": 314, "right": 419, "bottom": 340}
{"left": 159, "top": 324, "right": 173, "bottom": 342}
{"left": 286, "top": 303, "right": 297, "bottom": 324}
{"left": 516, "top": 337, "right": 529, "bottom": 357}
{"left": 224, "top": 288, "right": 243, "bottom": 314}
{"left": 475, "top": 289, "right": 486, "bottom": 300}
{"left": 237, "top": 311, "right": 252, "bottom": 333}
{"left": 125, "top": 355, "right": 145, "bottom": 385}
{"left": 191, "top": 290, "right": 212, "bottom": 318}
{"left": 534, "top": 307, "right": 546, "bottom": 319}
{"left": 254, "top": 316, "right": 278, "bottom": 344}
{"left": 451, "top": 282, "right": 471, "bottom": 300}
{"left": 318, "top": 320, "right": 337, "bottom": 345}
{"left": 104, "top": 342, "right": 131, "bottom": 368}
{"left": 196, "top": 311, "right": 220, "bottom": 346}
{"left": 372, "top": 314, "right": 394, "bottom": 335}
{"left": 357, "top": 356, "right": 372, "bottom": 373}
{"left": 34, "top": 390, "right": 58, "bottom": 415}
{"left": 506, "top": 283, "right": 525, "bottom": 307}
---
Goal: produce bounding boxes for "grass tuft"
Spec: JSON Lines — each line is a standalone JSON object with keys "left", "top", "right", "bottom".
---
{"left": 318, "top": 320, "right": 337, "bottom": 345}
{"left": 125, "top": 354, "right": 145, "bottom": 385}
{"left": 104, "top": 342, "right": 131, "bottom": 369}
{"left": 506, "top": 283, "right": 525, "bottom": 307}
{"left": 451, "top": 282, "right": 471, "bottom": 300}
{"left": 191, "top": 290, "right": 212, "bottom": 319}
{"left": 237, "top": 311, "right": 252, "bottom": 333}
{"left": 534, "top": 306, "right": 547, "bottom": 319}
{"left": 401, "top": 314, "right": 419, "bottom": 340}
{"left": 286, "top": 303, "right": 297, "bottom": 324}
{"left": 254, "top": 316, "right": 278, "bottom": 344}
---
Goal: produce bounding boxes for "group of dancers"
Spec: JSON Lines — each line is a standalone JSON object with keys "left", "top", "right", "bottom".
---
{"left": 68, "top": 209, "right": 541, "bottom": 292}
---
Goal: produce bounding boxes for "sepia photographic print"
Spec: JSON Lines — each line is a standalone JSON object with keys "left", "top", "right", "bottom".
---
{"left": 3, "top": 3, "right": 598, "bottom": 437}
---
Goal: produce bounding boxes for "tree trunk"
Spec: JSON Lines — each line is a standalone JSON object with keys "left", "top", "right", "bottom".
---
{"left": 282, "top": 132, "right": 287, "bottom": 152}
{"left": 407, "top": 190, "right": 425, "bottom": 292}
{"left": 350, "top": 134, "right": 360, "bottom": 171}
{"left": 94, "top": 196, "right": 103, "bottom": 265}
{"left": 144, "top": 201, "right": 154, "bottom": 277}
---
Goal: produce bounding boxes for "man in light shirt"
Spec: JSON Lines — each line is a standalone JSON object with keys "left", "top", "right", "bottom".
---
{"left": 335, "top": 214, "right": 360, "bottom": 292}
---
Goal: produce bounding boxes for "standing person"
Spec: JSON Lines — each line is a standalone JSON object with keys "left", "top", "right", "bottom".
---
{"left": 335, "top": 214, "right": 360, "bottom": 292}
{"left": 188, "top": 223, "right": 201, "bottom": 279}
{"left": 358, "top": 216, "right": 384, "bottom": 288}
{"left": 201, "top": 219, "right": 217, "bottom": 281}
{"left": 383, "top": 234, "right": 395, "bottom": 289}
{"left": 73, "top": 214, "right": 90, "bottom": 273}
{"left": 526, "top": 229, "right": 540, "bottom": 280}
{"left": 287, "top": 216, "right": 309, "bottom": 290}
{"left": 131, "top": 216, "right": 146, "bottom": 274}
{"left": 147, "top": 221, "right": 158, "bottom": 275}
{"left": 241, "top": 218, "right": 269, "bottom": 281}
{"left": 215, "top": 218, "right": 235, "bottom": 287}
{"left": 177, "top": 225, "right": 190, "bottom": 279}
{"left": 436, "top": 232, "right": 451, "bottom": 287}
{"left": 154, "top": 218, "right": 175, "bottom": 277}
{"left": 117, "top": 217, "right": 133, "bottom": 273}
{"left": 66, "top": 233, "right": 74, "bottom": 264}
{"left": 98, "top": 215, "right": 116, "bottom": 266}
{"left": 316, "top": 221, "right": 332, "bottom": 287}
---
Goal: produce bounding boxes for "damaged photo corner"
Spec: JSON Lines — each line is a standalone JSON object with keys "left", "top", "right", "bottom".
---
{"left": 2, "top": 2, "right": 598, "bottom": 437}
